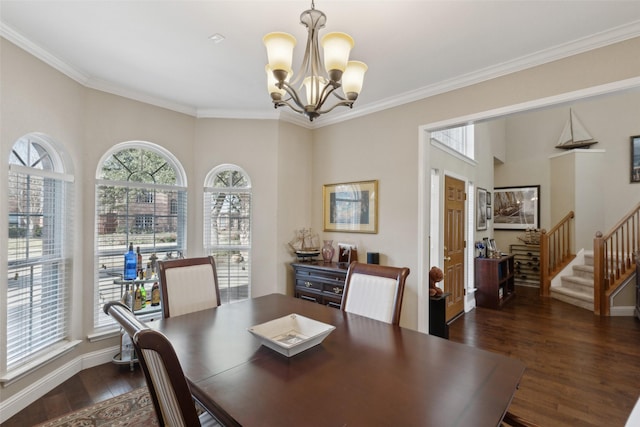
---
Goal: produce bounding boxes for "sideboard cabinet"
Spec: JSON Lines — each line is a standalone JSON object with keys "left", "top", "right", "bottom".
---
{"left": 292, "top": 262, "right": 348, "bottom": 309}
{"left": 475, "top": 255, "right": 515, "bottom": 309}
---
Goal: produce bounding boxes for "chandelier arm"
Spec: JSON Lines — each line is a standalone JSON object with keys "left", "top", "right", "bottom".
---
{"left": 273, "top": 99, "right": 306, "bottom": 115}
{"left": 316, "top": 99, "right": 355, "bottom": 115}
{"left": 329, "top": 88, "right": 348, "bottom": 101}
{"left": 278, "top": 81, "right": 307, "bottom": 111}
{"left": 315, "top": 82, "right": 339, "bottom": 110}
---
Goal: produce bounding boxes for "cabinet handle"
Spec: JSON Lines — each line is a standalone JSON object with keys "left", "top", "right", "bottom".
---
{"left": 327, "top": 302, "right": 341, "bottom": 309}
{"left": 300, "top": 295, "right": 317, "bottom": 303}
{"left": 305, "top": 281, "right": 313, "bottom": 288}
{"left": 333, "top": 287, "right": 342, "bottom": 294}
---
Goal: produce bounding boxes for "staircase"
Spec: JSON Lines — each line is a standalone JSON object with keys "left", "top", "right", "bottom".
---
{"left": 550, "top": 250, "right": 594, "bottom": 311}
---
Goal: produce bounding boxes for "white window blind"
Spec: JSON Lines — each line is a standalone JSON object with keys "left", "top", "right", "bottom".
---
{"left": 7, "top": 139, "right": 73, "bottom": 370}
{"left": 94, "top": 146, "right": 187, "bottom": 328}
{"left": 204, "top": 166, "right": 251, "bottom": 304}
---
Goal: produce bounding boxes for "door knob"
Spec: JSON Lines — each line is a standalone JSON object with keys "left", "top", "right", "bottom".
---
{"left": 444, "top": 256, "right": 451, "bottom": 262}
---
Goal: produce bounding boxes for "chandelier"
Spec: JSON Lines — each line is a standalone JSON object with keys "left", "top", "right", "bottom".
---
{"left": 263, "top": 1, "right": 367, "bottom": 122}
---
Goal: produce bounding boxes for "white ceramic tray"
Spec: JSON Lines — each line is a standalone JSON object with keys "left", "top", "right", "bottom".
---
{"left": 248, "top": 313, "right": 335, "bottom": 357}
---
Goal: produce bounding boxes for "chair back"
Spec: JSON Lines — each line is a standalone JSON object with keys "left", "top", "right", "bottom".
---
{"left": 103, "top": 301, "right": 202, "bottom": 427}
{"left": 341, "top": 262, "right": 410, "bottom": 325}
{"left": 157, "top": 256, "right": 221, "bottom": 318}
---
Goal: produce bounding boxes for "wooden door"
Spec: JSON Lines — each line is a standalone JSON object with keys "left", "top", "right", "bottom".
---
{"left": 444, "top": 175, "right": 465, "bottom": 321}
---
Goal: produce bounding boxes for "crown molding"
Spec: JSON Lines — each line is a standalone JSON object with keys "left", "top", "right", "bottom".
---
{"left": 312, "top": 20, "right": 640, "bottom": 128}
{"left": 0, "top": 23, "right": 89, "bottom": 84}
{"left": 3, "top": 19, "right": 639, "bottom": 125}
{"left": 85, "top": 77, "right": 198, "bottom": 117}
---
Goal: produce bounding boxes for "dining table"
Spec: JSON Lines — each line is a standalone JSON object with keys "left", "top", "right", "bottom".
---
{"left": 150, "top": 293, "right": 525, "bottom": 427}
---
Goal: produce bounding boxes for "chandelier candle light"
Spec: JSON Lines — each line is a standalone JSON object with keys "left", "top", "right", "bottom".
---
{"left": 263, "top": 0, "right": 367, "bottom": 121}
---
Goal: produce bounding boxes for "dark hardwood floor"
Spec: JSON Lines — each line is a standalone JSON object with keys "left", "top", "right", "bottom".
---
{"left": 449, "top": 285, "right": 640, "bottom": 427}
{"left": 3, "top": 285, "right": 639, "bottom": 426}
{"left": 1, "top": 362, "right": 146, "bottom": 426}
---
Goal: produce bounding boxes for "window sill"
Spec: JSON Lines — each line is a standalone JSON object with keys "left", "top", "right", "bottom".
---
{"left": 0, "top": 339, "right": 82, "bottom": 387}
{"left": 87, "top": 328, "right": 120, "bottom": 343}
{"left": 430, "top": 139, "right": 477, "bottom": 166}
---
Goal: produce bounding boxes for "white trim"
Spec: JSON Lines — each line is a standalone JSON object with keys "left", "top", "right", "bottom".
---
{"left": 0, "top": 23, "right": 89, "bottom": 85}
{"left": 8, "top": 163, "right": 75, "bottom": 182}
{"left": 0, "top": 345, "right": 118, "bottom": 423}
{"left": 610, "top": 306, "right": 636, "bottom": 317}
{"left": 421, "top": 77, "right": 640, "bottom": 133}
{"left": 87, "top": 328, "right": 120, "bottom": 343}
{"left": 94, "top": 179, "right": 187, "bottom": 192}
{"left": 0, "top": 339, "right": 82, "bottom": 385}
{"left": 3, "top": 19, "right": 638, "bottom": 124}
{"left": 430, "top": 139, "right": 478, "bottom": 166}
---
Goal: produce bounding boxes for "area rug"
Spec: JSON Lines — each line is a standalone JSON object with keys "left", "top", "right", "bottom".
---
{"left": 34, "top": 387, "right": 158, "bottom": 427}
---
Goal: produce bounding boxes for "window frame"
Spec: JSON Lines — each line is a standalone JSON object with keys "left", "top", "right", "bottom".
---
{"left": 430, "top": 124, "right": 475, "bottom": 161}
{"left": 93, "top": 141, "right": 188, "bottom": 329}
{"left": 5, "top": 134, "right": 75, "bottom": 372}
{"left": 204, "top": 164, "right": 252, "bottom": 305}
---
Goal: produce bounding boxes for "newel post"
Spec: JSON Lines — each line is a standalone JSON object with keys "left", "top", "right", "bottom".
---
{"left": 539, "top": 229, "right": 549, "bottom": 297}
{"left": 593, "top": 231, "right": 604, "bottom": 316}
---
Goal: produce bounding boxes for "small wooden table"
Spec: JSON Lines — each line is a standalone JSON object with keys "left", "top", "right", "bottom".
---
{"left": 152, "top": 294, "right": 525, "bottom": 426}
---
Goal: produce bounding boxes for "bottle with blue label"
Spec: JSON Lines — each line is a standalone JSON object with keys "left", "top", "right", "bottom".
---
{"left": 124, "top": 243, "right": 137, "bottom": 280}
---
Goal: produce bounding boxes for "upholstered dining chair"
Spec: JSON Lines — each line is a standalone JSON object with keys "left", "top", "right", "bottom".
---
{"left": 103, "top": 301, "right": 219, "bottom": 427}
{"left": 157, "top": 256, "right": 221, "bottom": 318}
{"left": 341, "top": 261, "right": 410, "bottom": 325}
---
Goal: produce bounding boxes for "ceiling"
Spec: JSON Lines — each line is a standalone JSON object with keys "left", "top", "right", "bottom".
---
{"left": 2, "top": 1, "right": 640, "bottom": 126}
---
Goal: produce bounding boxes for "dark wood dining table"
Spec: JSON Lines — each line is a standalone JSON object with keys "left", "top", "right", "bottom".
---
{"left": 150, "top": 293, "right": 525, "bottom": 427}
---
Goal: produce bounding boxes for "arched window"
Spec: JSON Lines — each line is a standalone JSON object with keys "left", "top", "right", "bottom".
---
{"left": 204, "top": 165, "right": 251, "bottom": 304}
{"left": 6, "top": 134, "right": 74, "bottom": 370}
{"left": 94, "top": 142, "right": 187, "bottom": 327}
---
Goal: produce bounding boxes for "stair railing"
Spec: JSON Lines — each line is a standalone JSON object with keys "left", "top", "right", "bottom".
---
{"left": 593, "top": 202, "right": 640, "bottom": 315}
{"left": 540, "top": 211, "right": 575, "bottom": 296}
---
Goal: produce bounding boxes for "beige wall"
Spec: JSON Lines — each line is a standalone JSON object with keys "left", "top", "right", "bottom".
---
{"left": 1, "top": 34, "right": 639, "bottom": 411}
{"left": 494, "top": 89, "right": 640, "bottom": 251}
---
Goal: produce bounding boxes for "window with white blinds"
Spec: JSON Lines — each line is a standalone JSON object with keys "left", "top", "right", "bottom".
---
{"left": 431, "top": 124, "right": 475, "bottom": 159}
{"left": 204, "top": 165, "right": 251, "bottom": 304}
{"left": 95, "top": 144, "right": 187, "bottom": 328}
{"left": 7, "top": 137, "right": 73, "bottom": 370}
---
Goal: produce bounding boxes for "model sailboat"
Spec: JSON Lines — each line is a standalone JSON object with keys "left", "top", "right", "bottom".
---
{"left": 555, "top": 109, "right": 598, "bottom": 149}
{"left": 288, "top": 228, "right": 320, "bottom": 261}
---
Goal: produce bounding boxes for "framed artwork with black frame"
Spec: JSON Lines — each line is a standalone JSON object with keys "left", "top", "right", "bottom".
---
{"left": 631, "top": 135, "right": 640, "bottom": 183}
{"left": 477, "top": 187, "right": 487, "bottom": 231}
{"left": 493, "top": 185, "right": 540, "bottom": 230}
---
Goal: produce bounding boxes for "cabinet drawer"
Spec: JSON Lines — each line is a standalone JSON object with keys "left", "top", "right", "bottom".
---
{"left": 296, "top": 278, "right": 323, "bottom": 292}
{"left": 323, "top": 283, "right": 344, "bottom": 298}
{"left": 296, "top": 270, "right": 345, "bottom": 286}
{"left": 296, "top": 289, "right": 322, "bottom": 304}
{"left": 324, "top": 294, "right": 343, "bottom": 309}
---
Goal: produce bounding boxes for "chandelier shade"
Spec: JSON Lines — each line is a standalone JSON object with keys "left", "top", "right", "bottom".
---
{"left": 263, "top": 32, "right": 296, "bottom": 72}
{"left": 263, "top": 1, "right": 367, "bottom": 121}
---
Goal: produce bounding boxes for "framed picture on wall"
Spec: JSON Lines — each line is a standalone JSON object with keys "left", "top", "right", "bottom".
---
{"left": 631, "top": 135, "right": 640, "bottom": 183}
{"left": 323, "top": 180, "right": 378, "bottom": 233}
{"left": 477, "top": 187, "right": 487, "bottom": 231}
{"left": 493, "top": 185, "right": 540, "bottom": 230}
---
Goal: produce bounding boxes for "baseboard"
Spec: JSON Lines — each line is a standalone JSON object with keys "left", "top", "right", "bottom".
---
{"left": 0, "top": 345, "right": 119, "bottom": 423}
{"left": 610, "top": 305, "right": 636, "bottom": 316}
